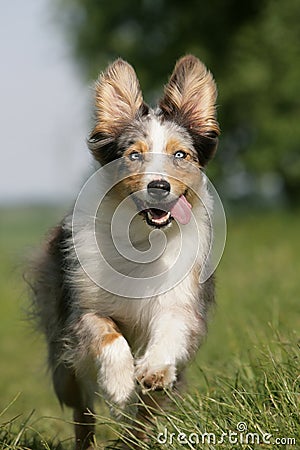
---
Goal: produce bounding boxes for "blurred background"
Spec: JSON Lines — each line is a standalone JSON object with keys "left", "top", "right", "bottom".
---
{"left": 1, "top": 0, "right": 300, "bottom": 206}
{"left": 0, "top": 0, "right": 299, "bottom": 447}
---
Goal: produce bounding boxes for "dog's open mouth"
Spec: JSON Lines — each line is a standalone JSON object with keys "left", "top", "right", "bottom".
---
{"left": 135, "top": 195, "right": 192, "bottom": 228}
{"left": 144, "top": 208, "right": 172, "bottom": 227}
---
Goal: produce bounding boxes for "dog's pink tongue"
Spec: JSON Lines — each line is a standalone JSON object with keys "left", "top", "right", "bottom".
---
{"left": 170, "top": 195, "right": 192, "bottom": 224}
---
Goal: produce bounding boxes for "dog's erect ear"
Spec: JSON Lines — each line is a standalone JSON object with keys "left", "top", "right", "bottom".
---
{"left": 159, "top": 55, "right": 220, "bottom": 164}
{"left": 89, "top": 59, "right": 145, "bottom": 143}
{"left": 88, "top": 59, "right": 147, "bottom": 164}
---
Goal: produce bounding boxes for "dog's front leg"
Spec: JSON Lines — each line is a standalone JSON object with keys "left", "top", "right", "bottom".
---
{"left": 135, "top": 309, "right": 204, "bottom": 392}
{"left": 75, "top": 313, "right": 135, "bottom": 414}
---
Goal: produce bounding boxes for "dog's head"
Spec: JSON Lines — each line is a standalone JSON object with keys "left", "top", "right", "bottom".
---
{"left": 88, "top": 55, "right": 219, "bottom": 228}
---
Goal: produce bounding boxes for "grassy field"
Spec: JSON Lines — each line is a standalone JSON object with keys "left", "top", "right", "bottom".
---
{"left": 0, "top": 206, "right": 299, "bottom": 449}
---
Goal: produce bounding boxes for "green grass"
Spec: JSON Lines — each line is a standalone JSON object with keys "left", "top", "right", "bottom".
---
{"left": 99, "top": 338, "right": 299, "bottom": 449}
{"left": 0, "top": 206, "right": 299, "bottom": 449}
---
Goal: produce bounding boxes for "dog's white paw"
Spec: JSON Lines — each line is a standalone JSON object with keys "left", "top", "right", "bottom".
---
{"left": 135, "top": 358, "right": 177, "bottom": 393}
{"left": 97, "top": 335, "right": 135, "bottom": 412}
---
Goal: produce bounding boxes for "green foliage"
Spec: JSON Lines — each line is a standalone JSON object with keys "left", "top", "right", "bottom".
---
{"left": 55, "top": 0, "right": 260, "bottom": 92}
{"left": 0, "top": 402, "right": 62, "bottom": 450}
{"left": 221, "top": 0, "right": 300, "bottom": 201}
{"left": 54, "top": 0, "right": 300, "bottom": 202}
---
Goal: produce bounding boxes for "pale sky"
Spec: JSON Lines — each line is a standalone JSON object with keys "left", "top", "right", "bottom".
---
{"left": 0, "top": 0, "right": 92, "bottom": 203}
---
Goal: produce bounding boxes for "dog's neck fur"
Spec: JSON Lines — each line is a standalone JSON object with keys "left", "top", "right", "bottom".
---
{"left": 66, "top": 177, "right": 212, "bottom": 315}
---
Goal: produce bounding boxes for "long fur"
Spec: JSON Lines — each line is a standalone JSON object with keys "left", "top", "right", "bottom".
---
{"left": 31, "top": 55, "right": 219, "bottom": 450}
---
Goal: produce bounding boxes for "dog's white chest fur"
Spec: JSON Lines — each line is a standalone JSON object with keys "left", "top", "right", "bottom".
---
{"left": 67, "top": 186, "right": 211, "bottom": 358}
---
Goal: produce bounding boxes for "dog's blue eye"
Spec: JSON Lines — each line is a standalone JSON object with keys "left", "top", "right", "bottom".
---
{"left": 129, "top": 152, "right": 142, "bottom": 161}
{"left": 174, "top": 150, "right": 187, "bottom": 159}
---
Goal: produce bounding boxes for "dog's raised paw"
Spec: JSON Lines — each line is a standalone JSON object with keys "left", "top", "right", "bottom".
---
{"left": 135, "top": 363, "right": 176, "bottom": 392}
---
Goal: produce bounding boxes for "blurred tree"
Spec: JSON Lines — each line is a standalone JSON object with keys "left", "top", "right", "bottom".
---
{"left": 56, "top": 0, "right": 300, "bottom": 203}
{"left": 221, "top": 0, "right": 300, "bottom": 203}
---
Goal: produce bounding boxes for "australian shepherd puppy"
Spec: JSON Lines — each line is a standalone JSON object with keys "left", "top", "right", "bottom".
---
{"left": 32, "top": 55, "right": 220, "bottom": 449}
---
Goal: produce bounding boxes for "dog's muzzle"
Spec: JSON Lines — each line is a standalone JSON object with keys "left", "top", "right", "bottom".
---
{"left": 132, "top": 180, "right": 192, "bottom": 228}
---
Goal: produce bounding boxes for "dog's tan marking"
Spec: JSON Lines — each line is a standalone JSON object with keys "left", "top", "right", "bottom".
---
{"left": 123, "top": 140, "right": 149, "bottom": 156}
{"left": 114, "top": 174, "right": 143, "bottom": 200}
{"left": 165, "top": 138, "right": 197, "bottom": 162}
{"left": 114, "top": 141, "right": 149, "bottom": 199}
{"left": 184, "top": 186, "right": 200, "bottom": 208}
{"left": 116, "top": 138, "right": 201, "bottom": 200}
{"left": 78, "top": 313, "right": 122, "bottom": 358}
{"left": 102, "top": 332, "right": 122, "bottom": 346}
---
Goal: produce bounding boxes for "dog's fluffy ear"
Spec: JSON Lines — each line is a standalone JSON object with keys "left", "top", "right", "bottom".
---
{"left": 94, "top": 58, "right": 144, "bottom": 136}
{"left": 88, "top": 59, "right": 146, "bottom": 162}
{"left": 159, "top": 55, "right": 220, "bottom": 164}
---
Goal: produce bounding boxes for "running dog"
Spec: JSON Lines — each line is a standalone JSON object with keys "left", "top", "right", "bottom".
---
{"left": 32, "top": 55, "right": 220, "bottom": 449}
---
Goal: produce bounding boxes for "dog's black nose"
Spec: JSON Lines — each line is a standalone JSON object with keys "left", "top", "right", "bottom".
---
{"left": 147, "top": 179, "right": 170, "bottom": 198}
